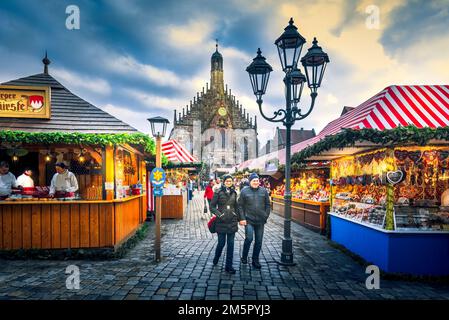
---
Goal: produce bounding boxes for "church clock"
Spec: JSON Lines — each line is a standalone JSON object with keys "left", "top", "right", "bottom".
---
{"left": 218, "top": 106, "right": 227, "bottom": 117}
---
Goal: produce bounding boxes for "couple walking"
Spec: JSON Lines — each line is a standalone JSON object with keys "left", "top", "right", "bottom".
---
{"left": 209, "top": 173, "right": 270, "bottom": 274}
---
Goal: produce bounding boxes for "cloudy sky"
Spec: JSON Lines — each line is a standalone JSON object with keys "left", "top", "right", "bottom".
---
{"left": 0, "top": 0, "right": 448, "bottom": 145}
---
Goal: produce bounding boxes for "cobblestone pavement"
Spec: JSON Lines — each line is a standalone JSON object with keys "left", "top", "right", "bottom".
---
{"left": 0, "top": 192, "right": 448, "bottom": 300}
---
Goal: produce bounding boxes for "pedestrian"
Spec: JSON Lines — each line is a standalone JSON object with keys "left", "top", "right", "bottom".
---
{"left": 210, "top": 174, "right": 240, "bottom": 274}
{"left": 238, "top": 173, "right": 271, "bottom": 269}
{"left": 239, "top": 178, "right": 249, "bottom": 191}
{"left": 212, "top": 177, "right": 221, "bottom": 193}
{"left": 204, "top": 179, "right": 215, "bottom": 215}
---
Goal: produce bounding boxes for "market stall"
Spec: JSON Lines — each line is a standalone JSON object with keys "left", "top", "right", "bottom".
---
{"left": 0, "top": 60, "right": 152, "bottom": 251}
{"left": 290, "top": 85, "right": 449, "bottom": 276}
{"left": 271, "top": 163, "right": 330, "bottom": 233}
{"left": 160, "top": 167, "right": 188, "bottom": 219}
{"left": 147, "top": 139, "right": 200, "bottom": 219}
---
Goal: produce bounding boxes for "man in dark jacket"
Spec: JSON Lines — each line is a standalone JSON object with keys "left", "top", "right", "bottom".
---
{"left": 238, "top": 173, "right": 270, "bottom": 269}
{"left": 210, "top": 174, "right": 240, "bottom": 274}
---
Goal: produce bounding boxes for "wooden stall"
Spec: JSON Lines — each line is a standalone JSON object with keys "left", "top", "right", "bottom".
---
{"left": 0, "top": 195, "right": 146, "bottom": 250}
{"left": 0, "top": 59, "right": 152, "bottom": 252}
{"left": 271, "top": 195, "right": 330, "bottom": 233}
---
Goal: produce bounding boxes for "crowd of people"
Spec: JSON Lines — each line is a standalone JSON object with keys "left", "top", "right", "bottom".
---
{"left": 203, "top": 173, "right": 271, "bottom": 274}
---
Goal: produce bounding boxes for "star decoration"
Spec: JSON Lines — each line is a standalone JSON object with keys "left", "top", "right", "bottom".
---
{"left": 153, "top": 170, "right": 163, "bottom": 181}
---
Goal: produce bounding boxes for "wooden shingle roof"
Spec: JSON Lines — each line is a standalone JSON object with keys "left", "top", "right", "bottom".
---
{"left": 1, "top": 72, "right": 138, "bottom": 133}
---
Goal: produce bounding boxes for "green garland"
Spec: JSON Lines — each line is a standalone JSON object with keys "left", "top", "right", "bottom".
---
{"left": 0, "top": 130, "right": 155, "bottom": 154}
{"left": 292, "top": 126, "right": 449, "bottom": 165}
{"left": 163, "top": 162, "right": 203, "bottom": 169}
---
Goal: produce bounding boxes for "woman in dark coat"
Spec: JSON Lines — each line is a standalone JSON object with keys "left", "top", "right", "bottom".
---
{"left": 210, "top": 174, "right": 239, "bottom": 273}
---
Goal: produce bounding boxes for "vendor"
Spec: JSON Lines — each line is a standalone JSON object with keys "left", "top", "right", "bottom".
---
{"left": 0, "top": 161, "right": 18, "bottom": 198}
{"left": 49, "top": 162, "right": 79, "bottom": 197}
{"left": 16, "top": 168, "right": 35, "bottom": 188}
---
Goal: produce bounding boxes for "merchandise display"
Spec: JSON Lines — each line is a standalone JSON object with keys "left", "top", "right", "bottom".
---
{"left": 330, "top": 147, "right": 449, "bottom": 232}
{"left": 273, "top": 168, "right": 330, "bottom": 202}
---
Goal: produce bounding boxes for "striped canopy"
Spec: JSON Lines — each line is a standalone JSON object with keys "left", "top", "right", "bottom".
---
{"left": 161, "top": 139, "right": 197, "bottom": 163}
{"left": 239, "top": 85, "right": 449, "bottom": 170}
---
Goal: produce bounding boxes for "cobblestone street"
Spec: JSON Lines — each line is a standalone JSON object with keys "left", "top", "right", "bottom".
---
{"left": 0, "top": 192, "right": 448, "bottom": 300}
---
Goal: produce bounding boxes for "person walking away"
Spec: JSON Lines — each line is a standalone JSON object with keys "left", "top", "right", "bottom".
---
{"left": 204, "top": 179, "right": 215, "bottom": 215}
{"left": 238, "top": 173, "right": 271, "bottom": 269}
{"left": 210, "top": 174, "right": 239, "bottom": 274}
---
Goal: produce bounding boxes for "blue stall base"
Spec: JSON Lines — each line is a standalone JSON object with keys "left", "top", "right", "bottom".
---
{"left": 330, "top": 213, "right": 449, "bottom": 276}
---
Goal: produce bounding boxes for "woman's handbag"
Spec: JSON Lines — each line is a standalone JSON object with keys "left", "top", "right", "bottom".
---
{"left": 207, "top": 215, "right": 217, "bottom": 233}
{"left": 204, "top": 198, "right": 208, "bottom": 213}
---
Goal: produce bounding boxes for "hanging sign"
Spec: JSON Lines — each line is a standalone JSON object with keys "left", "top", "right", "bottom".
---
{"left": 386, "top": 170, "right": 404, "bottom": 185}
{"left": 150, "top": 167, "right": 166, "bottom": 187}
{"left": 153, "top": 187, "right": 164, "bottom": 197}
{"left": 0, "top": 85, "right": 51, "bottom": 119}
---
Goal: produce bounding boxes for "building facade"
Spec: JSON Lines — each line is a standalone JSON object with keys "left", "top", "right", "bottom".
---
{"left": 169, "top": 44, "right": 258, "bottom": 174}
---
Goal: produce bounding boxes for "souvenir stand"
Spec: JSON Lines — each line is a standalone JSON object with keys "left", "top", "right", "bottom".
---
{"left": 271, "top": 162, "right": 330, "bottom": 233}
{"left": 291, "top": 85, "right": 449, "bottom": 275}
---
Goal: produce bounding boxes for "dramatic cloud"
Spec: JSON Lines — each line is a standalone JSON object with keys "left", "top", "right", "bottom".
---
{"left": 52, "top": 68, "right": 111, "bottom": 95}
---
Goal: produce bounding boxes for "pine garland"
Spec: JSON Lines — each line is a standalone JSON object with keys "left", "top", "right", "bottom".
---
{"left": 0, "top": 130, "right": 156, "bottom": 153}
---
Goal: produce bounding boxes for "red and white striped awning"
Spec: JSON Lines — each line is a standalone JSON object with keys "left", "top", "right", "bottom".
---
{"left": 280, "top": 85, "right": 449, "bottom": 163}
{"left": 161, "top": 139, "right": 197, "bottom": 163}
{"left": 239, "top": 85, "right": 449, "bottom": 169}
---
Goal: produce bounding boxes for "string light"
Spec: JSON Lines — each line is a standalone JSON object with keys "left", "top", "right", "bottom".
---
{"left": 12, "top": 155, "right": 19, "bottom": 162}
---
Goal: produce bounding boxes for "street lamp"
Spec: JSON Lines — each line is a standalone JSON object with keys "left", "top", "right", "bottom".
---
{"left": 246, "top": 17, "right": 329, "bottom": 266}
{"left": 147, "top": 116, "right": 169, "bottom": 262}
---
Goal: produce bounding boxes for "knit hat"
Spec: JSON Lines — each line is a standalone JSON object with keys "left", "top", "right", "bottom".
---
{"left": 248, "top": 172, "right": 259, "bottom": 182}
{"left": 222, "top": 174, "right": 233, "bottom": 182}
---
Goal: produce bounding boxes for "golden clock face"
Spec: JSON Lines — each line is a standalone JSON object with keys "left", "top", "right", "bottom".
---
{"left": 218, "top": 107, "right": 227, "bottom": 116}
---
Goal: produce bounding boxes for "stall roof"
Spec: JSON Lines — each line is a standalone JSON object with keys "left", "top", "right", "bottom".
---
{"left": 286, "top": 85, "right": 449, "bottom": 162}
{"left": 161, "top": 139, "right": 198, "bottom": 163}
{"left": 239, "top": 85, "right": 449, "bottom": 169}
{"left": 1, "top": 72, "right": 138, "bottom": 133}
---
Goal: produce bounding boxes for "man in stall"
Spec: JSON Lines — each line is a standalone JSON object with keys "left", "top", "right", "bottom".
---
{"left": 0, "top": 161, "right": 18, "bottom": 199}
{"left": 49, "top": 162, "right": 79, "bottom": 198}
{"left": 16, "top": 167, "right": 35, "bottom": 188}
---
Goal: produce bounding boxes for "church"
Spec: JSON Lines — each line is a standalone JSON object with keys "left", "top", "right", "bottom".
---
{"left": 169, "top": 43, "right": 258, "bottom": 175}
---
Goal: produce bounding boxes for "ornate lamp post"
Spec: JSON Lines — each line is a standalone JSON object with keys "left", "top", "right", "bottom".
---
{"left": 147, "top": 116, "right": 169, "bottom": 262}
{"left": 246, "top": 18, "right": 329, "bottom": 265}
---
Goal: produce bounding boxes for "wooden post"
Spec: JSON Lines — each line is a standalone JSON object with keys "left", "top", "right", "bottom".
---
{"left": 105, "top": 145, "right": 115, "bottom": 200}
{"left": 38, "top": 153, "right": 46, "bottom": 186}
{"left": 155, "top": 136, "right": 162, "bottom": 262}
{"left": 385, "top": 148, "right": 395, "bottom": 230}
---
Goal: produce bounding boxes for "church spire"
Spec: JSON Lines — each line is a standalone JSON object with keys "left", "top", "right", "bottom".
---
{"left": 211, "top": 39, "right": 224, "bottom": 94}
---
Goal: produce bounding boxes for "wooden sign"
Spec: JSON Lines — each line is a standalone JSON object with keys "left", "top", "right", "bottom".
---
{"left": 0, "top": 85, "right": 51, "bottom": 119}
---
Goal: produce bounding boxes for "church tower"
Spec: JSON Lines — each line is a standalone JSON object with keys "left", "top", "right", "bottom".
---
{"left": 170, "top": 43, "right": 258, "bottom": 174}
{"left": 211, "top": 40, "right": 224, "bottom": 95}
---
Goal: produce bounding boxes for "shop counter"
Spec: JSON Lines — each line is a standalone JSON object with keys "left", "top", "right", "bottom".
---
{"left": 0, "top": 194, "right": 147, "bottom": 251}
{"left": 329, "top": 212, "right": 449, "bottom": 276}
{"left": 161, "top": 190, "right": 187, "bottom": 219}
{"left": 271, "top": 195, "right": 329, "bottom": 233}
